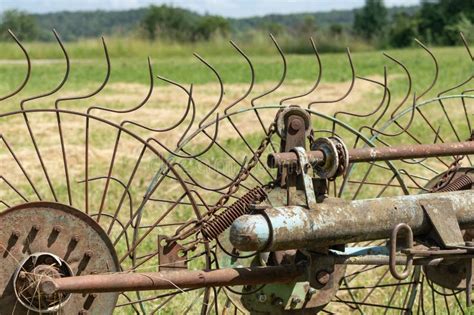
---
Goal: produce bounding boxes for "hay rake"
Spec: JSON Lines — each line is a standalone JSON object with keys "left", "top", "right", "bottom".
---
{"left": 0, "top": 29, "right": 473, "bottom": 314}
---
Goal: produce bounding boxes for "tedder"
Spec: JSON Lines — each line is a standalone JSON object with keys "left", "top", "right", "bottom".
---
{"left": 0, "top": 30, "right": 473, "bottom": 314}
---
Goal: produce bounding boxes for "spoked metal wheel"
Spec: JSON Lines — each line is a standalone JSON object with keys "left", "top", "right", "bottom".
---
{"left": 0, "top": 29, "right": 472, "bottom": 314}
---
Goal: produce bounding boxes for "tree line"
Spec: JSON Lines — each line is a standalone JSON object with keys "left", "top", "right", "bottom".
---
{"left": 0, "top": 0, "right": 472, "bottom": 50}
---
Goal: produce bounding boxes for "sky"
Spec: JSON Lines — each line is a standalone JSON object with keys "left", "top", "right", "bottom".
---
{"left": 0, "top": 0, "right": 421, "bottom": 17}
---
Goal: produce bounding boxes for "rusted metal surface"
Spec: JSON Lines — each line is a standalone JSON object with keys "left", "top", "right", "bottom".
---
{"left": 230, "top": 190, "right": 474, "bottom": 251}
{"left": 268, "top": 140, "right": 474, "bottom": 168}
{"left": 0, "top": 202, "right": 120, "bottom": 314}
{"left": 157, "top": 235, "right": 187, "bottom": 271}
{"left": 41, "top": 264, "right": 307, "bottom": 294}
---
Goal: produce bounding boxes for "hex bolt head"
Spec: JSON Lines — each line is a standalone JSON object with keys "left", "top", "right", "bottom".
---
{"left": 256, "top": 293, "right": 267, "bottom": 303}
{"left": 290, "top": 297, "right": 301, "bottom": 306}
{"left": 316, "top": 270, "right": 330, "bottom": 285}
{"left": 289, "top": 119, "right": 303, "bottom": 131}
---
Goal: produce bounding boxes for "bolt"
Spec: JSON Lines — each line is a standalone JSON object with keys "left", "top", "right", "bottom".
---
{"left": 272, "top": 297, "right": 284, "bottom": 306}
{"left": 466, "top": 241, "right": 474, "bottom": 247}
{"left": 72, "top": 235, "right": 81, "bottom": 242}
{"left": 53, "top": 225, "right": 63, "bottom": 233}
{"left": 11, "top": 230, "right": 20, "bottom": 238}
{"left": 316, "top": 270, "right": 330, "bottom": 285}
{"left": 32, "top": 224, "right": 40, "bottom": 231}
{"left": 90, "top": 293, "right": 98, "bottom": 299}
{"left": 289, "top": 119, "right": 303, "bottom": 131}
{"left": 79, "top": 310, "right": 89, "bottom": 315}
{"left": 256, "top": 293, "right": 267, "bottom": 303}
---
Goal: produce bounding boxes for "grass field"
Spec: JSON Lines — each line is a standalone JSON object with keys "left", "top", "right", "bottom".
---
{"left": 0, "top": 39, "right": 472, "bottom": 313}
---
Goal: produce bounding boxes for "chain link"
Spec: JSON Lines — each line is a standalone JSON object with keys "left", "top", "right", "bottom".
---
{"left": 165, "top": 117, "right": 279, "bottom": 247}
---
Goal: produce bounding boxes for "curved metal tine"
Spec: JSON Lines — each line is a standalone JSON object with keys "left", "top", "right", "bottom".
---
{"left": 149, "top": 81, "right": 219, "bottom": 159}
{"left": 193, "top": 53, "right": 223, "bottom": 128}
{"left": 308, "top": 47, "right": 356, "bottom": 109}
{"left": 94, "top": 58, "right": 155, "bottom": 222}
{"left": 224, "top": 40, "right": 255, "bottom": 114}
{"left": 87, "top": 56, "right": 152, "bottom": 115}
{"left": 384, "top": 53, "right": 412, "bottom": 119}
{"left": 250, "top": 34, "right": 286, "bottom": 152}
{"left": 334, "top": 67, "right": 388, "bottom": 133}
{"left": 369, "top": 93, "right": 417, "bottom": 138}
{"left": 55, "top": 37, "right": 111, "bottom": 207}
{"left": 399, "top": 126, "right": 442, "bottom": 165}
{"left": 414, "top": 39, "right": 439, "bottom": 101}
{"left": 0, "top": 135, "right": 42, "bottom": 199}
{"left": 280, "top": 37, "right": 322, "bottom": 105}
{"left": 0, "top": 30, "right": 31, "bottom": 101}
{"left": 222, "top": 40, "right": 274, "bottom": 181}
{"left": 19, "top": 29, "right": 70, "bottom": 202}
{"left": 460, "top": 32, "right": 473, "bottom": 61}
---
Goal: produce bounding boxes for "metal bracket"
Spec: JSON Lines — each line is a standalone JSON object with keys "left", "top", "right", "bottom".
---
{"left": 420, "top": 199, "right": 465, "bottom": 248}
{"left": 158, "top": 235, "right": 187, "bottom": 271}
{"left": 291, "top": 147, "right": 317, "bottom": 209}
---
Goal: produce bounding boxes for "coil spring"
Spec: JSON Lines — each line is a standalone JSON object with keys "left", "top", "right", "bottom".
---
{"left": 201, "top": 187, "right": 267, "bottom": 240}
{"left": 436, "top": 174, "right": 473, "bottom": 192}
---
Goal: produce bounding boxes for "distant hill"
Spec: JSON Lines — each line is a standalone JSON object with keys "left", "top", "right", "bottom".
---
{"left": 31, "top": 5, "right": 419, "bottom": 41}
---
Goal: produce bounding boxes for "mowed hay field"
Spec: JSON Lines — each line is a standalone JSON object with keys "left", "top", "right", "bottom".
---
{"left": 0, "top": 38, "right": 472, "bottom": 314}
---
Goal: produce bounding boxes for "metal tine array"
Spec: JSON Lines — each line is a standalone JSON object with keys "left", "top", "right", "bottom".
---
{"left": 0, "top": 28, "right": 473, "bottom": 215}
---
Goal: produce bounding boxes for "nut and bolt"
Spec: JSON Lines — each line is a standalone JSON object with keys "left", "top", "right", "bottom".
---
{"left": 256, "top": 293, "right": 267, "bottom": 303}
{"left": 289, "top": 118, "right": 303, "bottom": 131}
{"left": 315, "top": 270, "right": 331, "bottom": 285}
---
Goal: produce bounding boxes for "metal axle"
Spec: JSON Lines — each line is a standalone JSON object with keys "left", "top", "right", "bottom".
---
{"left": 40, "top": 264, "right": 306, "bottom": 294}
{"left": 267, "top": 140, "right": 474, "bottom": 168}
{"left": 230, "top": 190, "right": 474, "bottom": 251}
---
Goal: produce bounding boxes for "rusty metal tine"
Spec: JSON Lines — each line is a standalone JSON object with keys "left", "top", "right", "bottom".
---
{"left": 19, "top": 29, "right": 70, "bottom": 202}
{"left": 193, "top": 53, "right": 224, "bottom": 127}
{"left": 414, "top": 38, "right": 439, "bottom": 101}
{"left": 0, "top": 30, "right": 31, "bottom": 101}
{"left": 280, "top": 37, "right": 322, "bottom": 105}
{"left": 384, "top": 53, "right": 412, "bottom": 118}
{"left": 54, "top": 37, "right": 111, "bottom": 207}
{"left": 308, "top": 48, "right": 355, "bottom": 108}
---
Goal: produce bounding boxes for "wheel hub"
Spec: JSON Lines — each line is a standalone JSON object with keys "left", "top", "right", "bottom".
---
{"left": 0, "top": 202, "right": 120, "bottom": 314}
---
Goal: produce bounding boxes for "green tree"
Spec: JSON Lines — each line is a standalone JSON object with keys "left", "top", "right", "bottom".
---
{"left": 388, "top": 12, "right": 418, "bottom": 47}
{"left": 353, "top": 0, "right": 388, "bottom": 40}
{"left": 0, "top": 10, "right": 39, "bottom": 41}
{"left": 193, "top": 16, "right": 229, "bottom": 40}
{"left": 141, "top": 5, "right": 198, "bottom": 41}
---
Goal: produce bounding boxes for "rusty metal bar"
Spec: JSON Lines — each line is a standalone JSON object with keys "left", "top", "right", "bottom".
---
{"left": 40, "top": 264, "right": 306, "bottom": 294}
{"left": 267, "top": 141, "right": 474, "bottom": 168}
{"left": 230, "top": 190, "right": 474, "bottom": 252}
